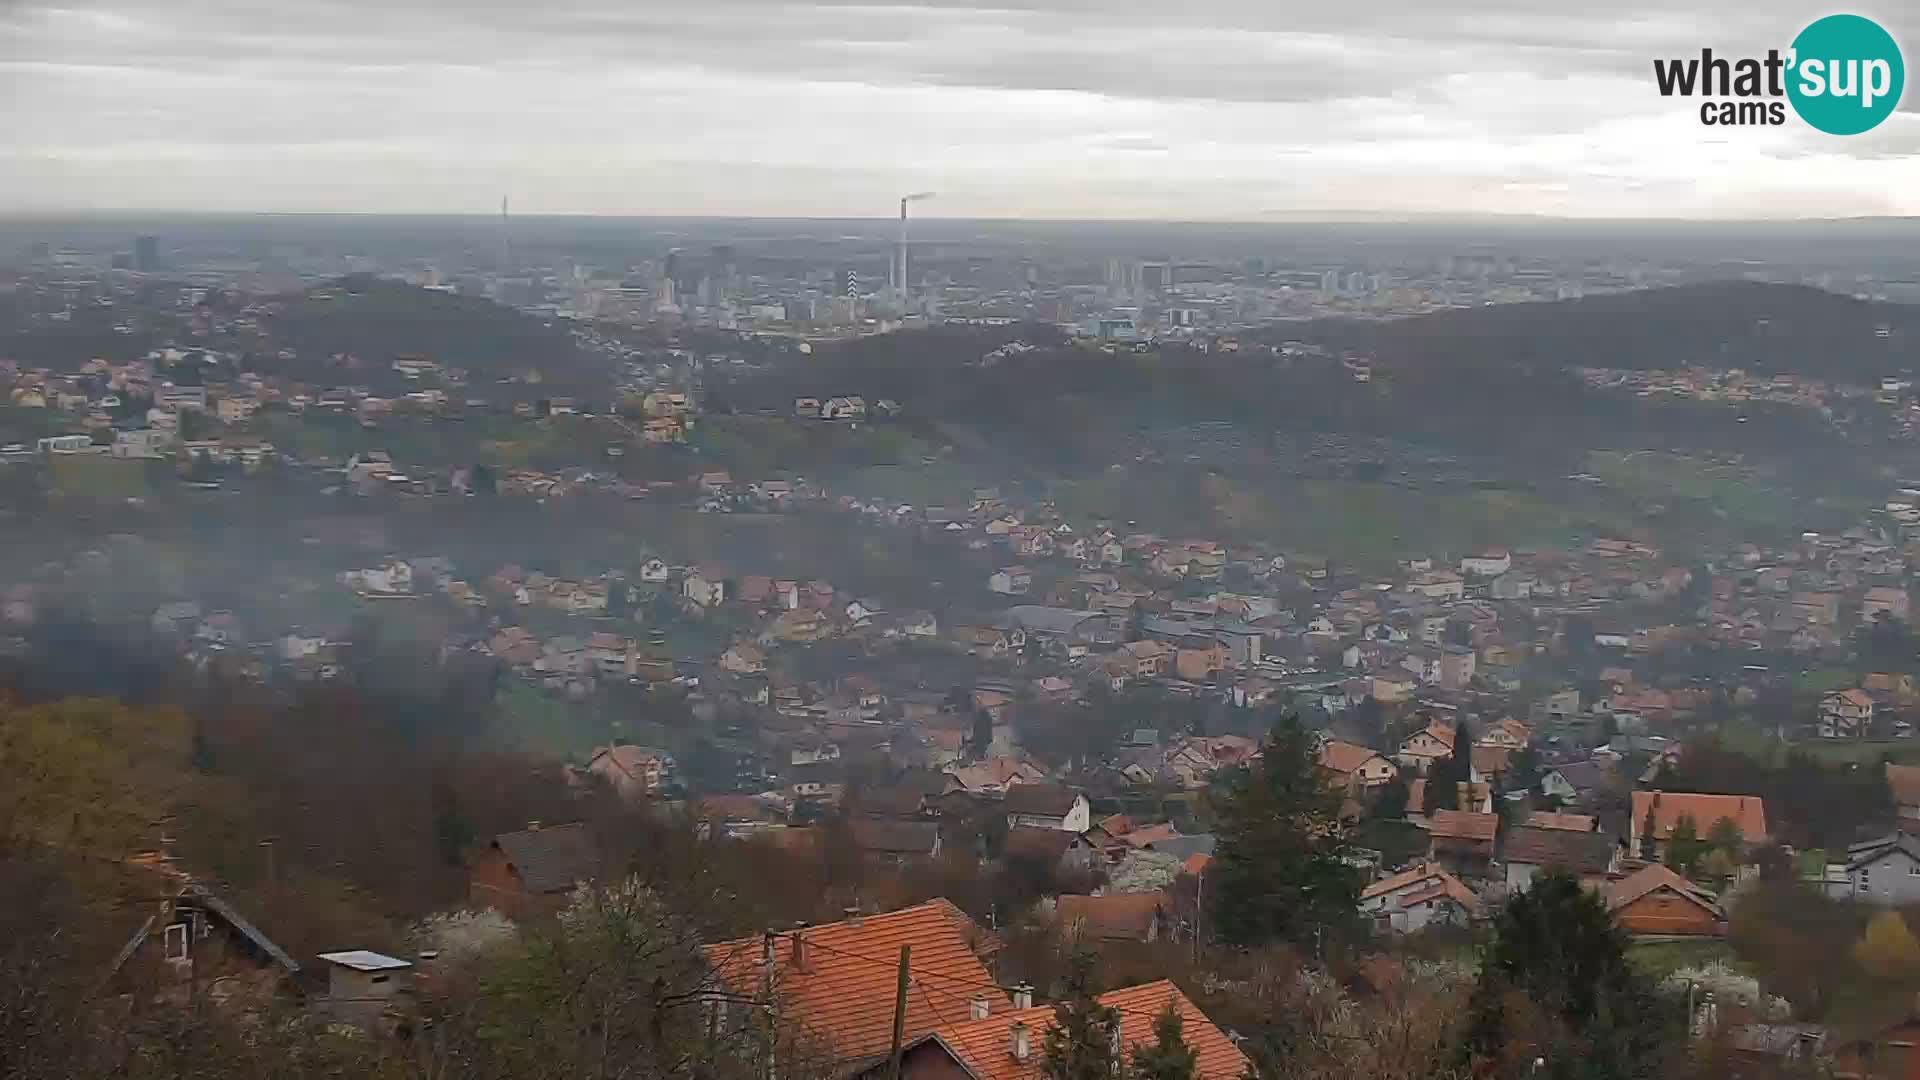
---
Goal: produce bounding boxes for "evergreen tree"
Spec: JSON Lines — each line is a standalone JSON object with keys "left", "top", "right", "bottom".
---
{"left": 1424, "top": 718, "right": 1473, "bottom": 814}
{"left": 1042, "top": 948, "right": 1120, "bottom": 1080}
{"left": 1373, "top": 772, "right": 1411, "bottom": 820}
{"left": 1209, "top": 716, "right": 1360, "bottom": 948}
{"left": 1130, "top": 1001, "right": 1198, "bottom": 1080}
{"left": 969, "top": 708, "right": 994, "bottom": 757}
{"left": 1664, "top": 815, "right": 1705, "bottom": 875}
{"left": 1461, "top": 872, "right": 1675, "bottom": 1080}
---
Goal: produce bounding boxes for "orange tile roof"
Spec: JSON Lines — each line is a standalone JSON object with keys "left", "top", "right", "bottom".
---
{"left": 1122, "top": 823, "right": 1181, "bottom": 849}
{"left": 1631, "top": 791, "right": 1768, "bottom": 842}
{"left": 703, "top": 900, "right": 1003, "bottom": 1065}
{"left": 1523, "top": 811, "right": 1597, "bottom": 833}
{"left": 1428, "top": 810, "right": 1499, "bottom": 842}
{"left": 1318, "top": 740, "right": 1390, "bottom": 776}
{"left": 931, "top": 980, "right": 1247, "bottom": 1080}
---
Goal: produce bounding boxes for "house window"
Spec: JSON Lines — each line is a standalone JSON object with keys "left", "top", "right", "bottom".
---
{"left": 370, "top": 974, "right": 390, "bottom": 985}
{"left": 164, "top": 922, "right": 190, "bottom": 960}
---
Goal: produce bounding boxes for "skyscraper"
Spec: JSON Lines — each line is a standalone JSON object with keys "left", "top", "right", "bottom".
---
{"left": 134, "top": 235, "right": 159, "bottom": 272}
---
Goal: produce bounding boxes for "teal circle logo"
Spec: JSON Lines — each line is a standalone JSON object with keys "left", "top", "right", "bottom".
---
{"left": 1787, "top": 14, "right": 1904, "bottom": 135}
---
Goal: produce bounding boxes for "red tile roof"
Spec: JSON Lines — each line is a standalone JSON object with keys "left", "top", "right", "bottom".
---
{"left": 1428, "top": 810, "right": 1499, "bottom": 842}
{"left": 1055, "top": 892, "right": 1168, "bottom": 941}
{"left": 931, "top": 980, "right": 1247, "bottom": 1080}
{"left": 1631, "top": 791, "right": 1768, "bottom": 842}
{"left": 1318, "top": 740, "right": 1390, "bottom": 776}
{"left": 703, "top": 900, "right": 1002, "bottom": 1066}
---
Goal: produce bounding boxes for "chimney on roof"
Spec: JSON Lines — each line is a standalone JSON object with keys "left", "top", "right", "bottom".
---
{"left": 791, "top": 924, "right": 808, "bottom": 971}
{"left": 971, "top": 996, "right": 991, "bottom": 1021}
{"left": 762, "top": 929, "right": 776, "bottom": 967}
{"left": 845, "top": 906, "right": 862, "bottom": 927}
{"left": 1010, "top": 1021, "right": 1030, "bottom": 1061}
{"left": 1013, "top": 983, "right": 1033, "bottom": 1010}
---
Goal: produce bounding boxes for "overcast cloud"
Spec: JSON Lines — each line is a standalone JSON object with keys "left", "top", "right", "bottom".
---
{"left": 1, "top": 0, "right": 1916, "bottom": 218}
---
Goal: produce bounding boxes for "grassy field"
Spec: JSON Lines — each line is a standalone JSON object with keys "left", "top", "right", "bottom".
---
{"left": 48, "top": 453, "right": 151, "bottom": 499}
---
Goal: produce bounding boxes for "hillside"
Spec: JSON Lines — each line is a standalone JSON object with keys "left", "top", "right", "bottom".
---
{"left": 265, "top": 275, "right": 587, "bottom": 386}
{"left": 1316, "top": 281, "right": 1920, "bottom": 381}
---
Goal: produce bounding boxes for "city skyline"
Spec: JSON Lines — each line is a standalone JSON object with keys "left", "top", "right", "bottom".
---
{"left": 3, "top": 0, "right": 1918, "bottom": 220}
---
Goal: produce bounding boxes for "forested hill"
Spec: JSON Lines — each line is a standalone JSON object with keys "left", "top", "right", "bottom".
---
{"left": 267, "top": 274, "right": 582, "bottom": 380}
{"left": 1315, "top": 280, "right": 1920, "bottom": 380}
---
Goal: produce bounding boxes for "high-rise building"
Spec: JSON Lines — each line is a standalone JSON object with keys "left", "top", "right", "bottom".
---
{"left": 134, "top": 235, "right": 159, "bottom": 272}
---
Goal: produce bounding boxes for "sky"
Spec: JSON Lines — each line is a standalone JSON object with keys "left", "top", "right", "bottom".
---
{"left": 2, "top": 0, "right": 1918, "bottom": 220}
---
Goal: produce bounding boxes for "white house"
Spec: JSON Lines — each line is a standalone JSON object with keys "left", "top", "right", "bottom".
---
{"left": 684, "top": 570, "right": 725, "bottom": 608}
{"left": 1460, "top": 550, "right": 1513, "bottom": 577}
{"left": 1002, "top": 785, "right": 1091, "bottom": 832}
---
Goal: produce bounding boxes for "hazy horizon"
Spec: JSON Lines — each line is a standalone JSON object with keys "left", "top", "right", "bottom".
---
{"left": 4, "top": 0, "right": 1918, "bottom": 221}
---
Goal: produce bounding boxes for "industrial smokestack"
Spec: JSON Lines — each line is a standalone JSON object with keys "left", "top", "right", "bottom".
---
{"left": 896, "top": 192, "right": 936, "bottom": 303}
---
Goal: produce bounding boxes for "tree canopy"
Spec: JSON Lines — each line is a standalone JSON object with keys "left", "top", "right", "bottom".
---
{"left": 1207, "top": 716, "right": 1359, "bottom": 949}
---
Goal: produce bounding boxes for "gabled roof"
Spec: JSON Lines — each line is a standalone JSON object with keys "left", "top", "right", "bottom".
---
{"left": 1428, "top": 810, "right": 1499, "bottom": 843}
{"left": 488, "top": 822, "right": 598, "bottom": 894}
{"left": 1004, "top": 826, "right": 1081, "bottom": 862}
{"left": 1055, "top": 892, "right": 1168, "bottom": 940}
{"left": 1604, "top": 863, "right": 1723, "bottom": 918}
{"left": 931, "top": 980, "right": 1247, "bottom": 1080}
{"left": 112, "top": 881, "right": 300, "bottom": 976}
{"left": 1842, "top": 832, "right": 1920, "bottom": 871}
{"left": 1002, "top": 784, "right": 1081, "bottom": 817}
{"left": 1523, "top": 811, "right": 1597, "bottom": 833}
{"left": 1318, "top": 739, "right": 1391, "bottom": 775}
{"left": 1502, "top": 826, "right": 1615, "bottom": 875}
{"left": 1631, "top": 791, "right": 1768, "bottom": 842}
{"left": 704, "top": 900, "right": 1002, "bottom": 1066}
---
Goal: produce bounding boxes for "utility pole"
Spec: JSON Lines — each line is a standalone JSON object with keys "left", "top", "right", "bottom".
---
{"left": 885, "top": 945, "right": 911, "bottom": 1080}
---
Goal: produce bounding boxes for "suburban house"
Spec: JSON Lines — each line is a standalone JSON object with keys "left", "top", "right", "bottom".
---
{"left": 585, "top": 745, "right": 673, "bottom": 801}
{"left": 1004, "top": 827, "right": 1099, "bottom": 874}
{"left": 1359, "top": 862, "right": 1485, "bottom": 933}
{"left": 1114, "top": 640, "right": 1175, "bottom": 679}
{"left": 1523, "top": 811, "right": 1598, "bottom": 833}
{"left": 1427, "top": 810, "right": 1500, "bottom": 878}
{"left": 1629, "top": 791, "right": 1769, "bottom": 858}
{"left": 703, "top": 900, "right": 1005, "bottom": 1076}
{"left": 1397, "top": 721, "right": 1456, "bottom": 773}
{"left": 718, "top": 642, "right": 769, "bottom": 674}
{"left": 1501, "top": 826, "right": 1618, "bottom": 894}
{"left": 849, "top": 820, "right": 943, "bottom": 863}
{"left": 1830, "top": 834, "right": 1920, "bottom": 906}
{"left": 1605, "top": 863, "right": 1726, "bottom": 937}
{"left": 1318, "top": 740, "right": 1398, "bottom": 791}
{"left": 1055, "top": 891, "right": 1173, "bottom": 944}
{"left": 945, "top": 757, "right": 1047, "bottom": 796}
{"left": 109, "top": 865, "right": 301, "bottom": 1007}
{"left": 1002, "top": 784, "right": 1092, "bottom": 832}
{"left": 683, "top": 569, "right": 726, "bottom": 608}
{"left": 878, "top": 980, "right": 1248, "bottom": 1080}
{"left": 468, "top": 822, "right": 600, "bottom": 916}
{"left": 1820, "top": 689, "right": 1878, "bottom": 739}
{"left": 1829, "top": 996, "right": 1920, "bottom": 1080}
{"left": 1478, "top": 718, "right": 1532, "bottom": 749}
{"left": 988, "top": 566, "right": 1033, "bottom": 596}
